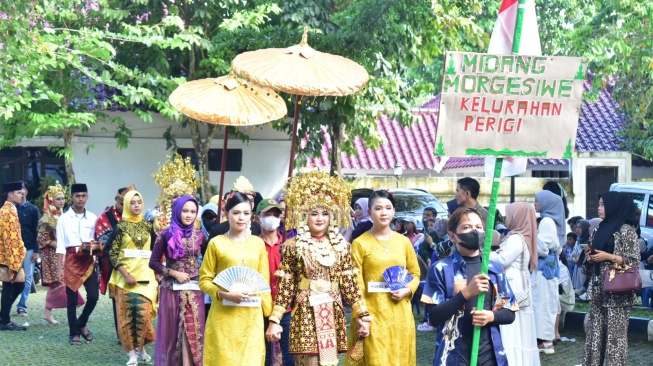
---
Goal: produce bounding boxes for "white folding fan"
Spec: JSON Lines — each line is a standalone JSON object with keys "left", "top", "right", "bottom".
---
{"left": 213, "top": 266, "right": 271, "bottom": 294}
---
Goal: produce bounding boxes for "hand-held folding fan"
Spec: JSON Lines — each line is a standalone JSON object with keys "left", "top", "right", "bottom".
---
{"left": 382, "top": 265, "right": 414, "bottom": 291}
{"left": 213, "top": 265, "right": 271, "bottom": 294}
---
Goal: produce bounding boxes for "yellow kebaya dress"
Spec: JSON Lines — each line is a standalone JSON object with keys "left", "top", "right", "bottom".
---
{"left": 347, "top": 231, "right": 420, "bottom": 366}
{"left": 199, "top": 235, "right": 272, "bottom": 366}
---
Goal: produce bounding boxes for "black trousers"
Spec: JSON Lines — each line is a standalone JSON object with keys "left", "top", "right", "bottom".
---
{"left": 1, "top": 281, "right": 25, "bottom": 324}
{"left": 66, "top": 268, "right": 99, "bottom": 337}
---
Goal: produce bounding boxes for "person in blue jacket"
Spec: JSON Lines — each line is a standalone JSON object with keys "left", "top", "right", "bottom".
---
{"left": 422, "top": 206, "right": 518, "bottom": 366}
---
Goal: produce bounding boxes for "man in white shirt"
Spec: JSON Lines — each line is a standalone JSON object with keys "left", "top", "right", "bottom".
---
{"left": 55, "top": 183, "right": 98, "bottom": 345}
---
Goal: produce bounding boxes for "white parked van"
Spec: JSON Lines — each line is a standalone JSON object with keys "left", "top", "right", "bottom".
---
{"left": 610, "top": 182, "right": 653, "bottom": 246}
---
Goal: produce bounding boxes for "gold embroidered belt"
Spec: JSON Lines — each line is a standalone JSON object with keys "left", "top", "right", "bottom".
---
{"left": 298, "top": 277, "right": 339, "bottom": 293}
{"left": 295, "top": 277, "right": 341, "bottom": 311}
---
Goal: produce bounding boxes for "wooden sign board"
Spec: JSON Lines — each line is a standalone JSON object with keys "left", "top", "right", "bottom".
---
{"left": 435, "top": 51, "right": 588, "bottom": 158}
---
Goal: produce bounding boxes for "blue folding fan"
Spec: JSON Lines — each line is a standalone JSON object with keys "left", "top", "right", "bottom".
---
{"left": 213, "top": 266, "right": 271, "bottom": 294}
{"left": 382, "top": 265, "right": 414, "bottom": 291}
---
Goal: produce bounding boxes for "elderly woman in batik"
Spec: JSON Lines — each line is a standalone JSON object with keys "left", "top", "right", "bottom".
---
{"left": 150, "top": 196, "right": 206, "bottom": 366}
{"left": 109, "top": 190, "right": 158, "bottom": 366}
{"left": 266, "top": 171, "right": 371, "bottom": 366}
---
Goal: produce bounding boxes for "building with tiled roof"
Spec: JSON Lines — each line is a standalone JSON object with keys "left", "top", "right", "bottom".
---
{"left": 306, "top": 80, "right": 652, "bottom": 179}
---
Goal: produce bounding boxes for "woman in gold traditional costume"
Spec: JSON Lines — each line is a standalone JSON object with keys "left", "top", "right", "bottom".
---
{"left": 266, "top": 171, "right": 371, "bottom": 366}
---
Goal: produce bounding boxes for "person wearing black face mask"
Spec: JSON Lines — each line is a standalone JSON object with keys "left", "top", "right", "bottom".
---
{"left": 422, "top": 207, "right": 517, "bottom": 366}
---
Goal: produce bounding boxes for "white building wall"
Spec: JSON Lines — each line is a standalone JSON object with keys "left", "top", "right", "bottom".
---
{"left": 19, "top": 136, "right": 291, "bottom": 214}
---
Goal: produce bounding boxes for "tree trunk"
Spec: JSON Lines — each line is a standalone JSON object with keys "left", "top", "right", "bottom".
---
{"left": 189, "top": 120, "right": 217, "bottom": 202}
{"left": 63, "top": 129, "right": 76, "bottom": 184}
{"left": 329, "top": 119, "right": 342, "bottom": 176}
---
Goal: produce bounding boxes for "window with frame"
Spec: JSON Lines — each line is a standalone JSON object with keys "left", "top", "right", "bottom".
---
{"left": 627, "top": 192, "right": 646, "bottom": 226}
{"left": 0, "top": 147, "right": 67, "bottom": 201}
{"left": 176, "top": 148, "right": 242, "bottom": 172}
{"left": 531, "top": 170, "right": 570, "bottom": 178}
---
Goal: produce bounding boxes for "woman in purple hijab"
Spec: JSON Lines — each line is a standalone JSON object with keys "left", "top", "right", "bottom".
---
{"left": 149, "top": 196, "right": 206, "bottom": 366}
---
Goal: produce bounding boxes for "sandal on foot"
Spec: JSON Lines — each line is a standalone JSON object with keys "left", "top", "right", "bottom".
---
{"left": 141, "top": 353, "right": 152, "bottom": 363}
{"left": 80, "top": 327, "right": 93, "bottom": 342}
{"left": 17, "top": 309, "right": 27, "bottom": 317}
{"left": 126, "top": 358, "right": 139, "bottom": 366}
{"left": 69, "top": 336, "right": 82, "bottom": 346}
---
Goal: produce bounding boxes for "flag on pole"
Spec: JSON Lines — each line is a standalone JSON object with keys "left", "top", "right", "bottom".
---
{"left": 487, "top": 0, "right": 541, "bottom": 55}
{"left": 484, "top": 0, "right": 541, "bottom": 177}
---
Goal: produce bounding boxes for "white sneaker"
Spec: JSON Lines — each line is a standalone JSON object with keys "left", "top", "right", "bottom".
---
{"left": 540, "top": 347, "right": 555, "bottom": 354}
{"left": 578, "top": 293, "right": 588, "bottom": 300}
{"left": 417, "top": 322, "right": 435, "bottom": 331}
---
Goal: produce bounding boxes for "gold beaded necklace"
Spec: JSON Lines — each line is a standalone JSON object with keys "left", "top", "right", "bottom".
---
{"left": 369, "top": 230, "right": 392, "bottom": 253}
{"left": 226, "top": 230, "right": 247, "bottom": 265}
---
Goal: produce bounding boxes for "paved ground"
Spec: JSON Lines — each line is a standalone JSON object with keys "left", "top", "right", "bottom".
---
{"left": 2, "top": 286, "right": 652, "bottom": 365}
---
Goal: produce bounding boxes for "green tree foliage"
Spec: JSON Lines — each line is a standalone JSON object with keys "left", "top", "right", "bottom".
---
{"left": 565, "top": 1, "right": 653, "bottom": 160}
{"left": 0, "top": 0, "right": 206, "bottom": 182}
{"left": 135, "top": 0, "right": 281, "bottom": 201}
{"left": 209, "top": 1, "right": 489, "bottom": 174}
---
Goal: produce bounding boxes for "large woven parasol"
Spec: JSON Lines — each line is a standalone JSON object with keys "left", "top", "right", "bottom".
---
{"left": 231, "top": 26, "right": 369, "bottom": 177}
{"left": 169, "top": 75, "right": 287, "bottom": 125}
{"left": 169, "top": 75, "right": 287, "bottom": 220}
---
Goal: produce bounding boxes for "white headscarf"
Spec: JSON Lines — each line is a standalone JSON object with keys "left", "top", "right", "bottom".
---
{"left": 535, "top": 190, "right": 566, "bottom": 247}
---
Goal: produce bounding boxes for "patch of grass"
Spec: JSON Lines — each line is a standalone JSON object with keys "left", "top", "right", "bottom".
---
{"left": 5, "top": 285, "right": 651, "bottom": 365}
{"left": 574, "top": 300, "right": 653, "bottom": 319}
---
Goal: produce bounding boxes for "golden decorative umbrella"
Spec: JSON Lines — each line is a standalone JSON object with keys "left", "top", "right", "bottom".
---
{"left": 231, "top": 27, "right": 369, "bottom": 176}
{"left": 168, "top": 75, "right": 287, "bottom": 220}
{"left": 169, "top": 75, "right": 287, "bottom": 125}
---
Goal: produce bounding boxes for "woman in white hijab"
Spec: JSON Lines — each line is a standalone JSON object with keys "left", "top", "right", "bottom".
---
{"left": 532, "top": 190, "right": 565, "bottom": 354}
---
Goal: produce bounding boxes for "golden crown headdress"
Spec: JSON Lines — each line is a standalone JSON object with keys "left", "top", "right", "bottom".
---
{"left": 153, "top": 152, "right": 201, "bottom": 194}
{"left": 163, "top": 178, "right": 195, "bottom": 198}
{"left": 45, "top": 181, "right": 66, "bottom": 200}
{"left": 118, "top": 183, "right": 136, "bottom": 200}
{"left": 232, "top": 176, "right": 255, "bottom": 195}
{"left": 283, "top": 170, "right": 351, "bottom": 230}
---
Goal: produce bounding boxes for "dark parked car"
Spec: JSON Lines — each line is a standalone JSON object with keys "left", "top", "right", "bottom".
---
{"left": 351, "top": 188, "right": 448, "bottom": 232}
